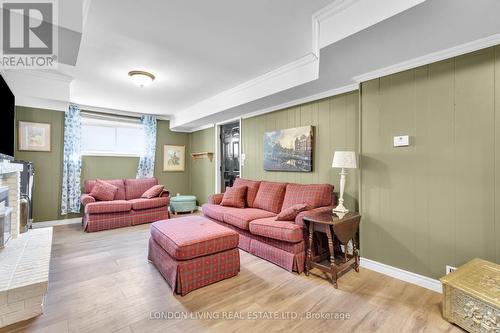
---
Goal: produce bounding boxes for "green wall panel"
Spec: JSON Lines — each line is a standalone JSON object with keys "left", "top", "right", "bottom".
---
{"left": 188, "top": 127, "right": 215, "bottom": 205}
{"left": 81, "top": 156, "right": 138, "bottom": 180}
{"left": 13, "top": 44, "right": 500, "bottom": 282}
{"left": 154, "top": 120, "right": 191, "bottom": 197}
{"left": 14, "top": 108, "right": 191, "bottom": 222}
{"left": 241, "top": 91, "right": 360, "bottom": 211}
{"left": 14, "top": 107, "right": 68, "bottom": 222}
{"left": 361, "top": 47, "right": 500, "bottom": 279}
{"left": 496, "top": 45, "right": 500, "bottom": 263}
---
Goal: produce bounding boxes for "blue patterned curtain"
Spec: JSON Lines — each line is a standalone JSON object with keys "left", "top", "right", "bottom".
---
{"left": 136, "top": 115, "right": 157, "bottom": 178}
{"left": 61, "top": 104, "right": 82, "bottom": 215}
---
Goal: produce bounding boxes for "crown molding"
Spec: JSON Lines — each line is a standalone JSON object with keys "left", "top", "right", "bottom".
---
{"left": 316, "top": 0, "right": 426, "bottom": 49}
{"left": 15, "top": 96, "right": 70, "bottom": 112}
{"left": 353, "top": 33, "right": 500, "bottom": 83}
{"left": 174, "top": 123, "right": 215, "bottom": 133}
{"left": 171, "top": 52, "right": 320, "bottom": 129}
{"left": 171, "top": 0, "right": 424, "bottom": 130}
{"left": 14, "top": 95, "right": 170, "bottom": 120}
{"left": 242, "top": 83, "right": 359, "bottom": 120}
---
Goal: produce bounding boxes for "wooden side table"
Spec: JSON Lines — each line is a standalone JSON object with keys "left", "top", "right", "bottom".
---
{"left": 303, "top": 211, "right": 361, "bottom": 288}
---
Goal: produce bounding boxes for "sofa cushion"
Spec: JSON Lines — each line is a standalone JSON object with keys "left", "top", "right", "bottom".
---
{"left": 223, "top": 208, "right": 276, "bottom": 230}
{"left": 249, "top": 217, "right": 303, "bottom": 243}
{"left": 253, "top": 181, "right": 287, "bottom": 214}
{"left": 85, "top": 200, "right": 132, "bottom": 214}
{"left": 125, "top": 178, "right": 159, "bottom": 200}
{"left": 202, "top": 204, "right": 233, "bottom": 221}
{"left": 220, "top": 186, "right": 247, "bottom": 208}
{"left": 233, "top": 178, "right": 261, "bottom": 207}
{"left": 89, "top": 179, "right": 119, "bottom": 201}
{"left": 141, "top": 185, "right": 164, "bottom": 199}
{"left": 128, "top": 197, "right": 169, "bottom": 210}
{"left": 276, "top": 203, "right": 309, "bottom": 221}
{"left": 282, "top": 184, "right": 333, "bottom": 210}
{"left": 85, "top": 179, "right": 126, "bottom": 200}
{"left": 150, "top": 216, "right": 239, "bottom": 260}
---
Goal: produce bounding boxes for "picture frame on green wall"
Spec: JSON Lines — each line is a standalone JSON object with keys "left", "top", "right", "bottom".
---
{"left": 163, "top": 144, "right": 185, "bottom": 172}
{"left": 263, "top": 126, "right": 313, "bottom": 172}
{"left": 18, "top": 121, "right": 51, "bottom": 152}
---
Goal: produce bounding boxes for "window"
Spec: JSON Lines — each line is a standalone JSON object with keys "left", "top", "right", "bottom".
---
{"left": 81, "top": 113, "right": 144, "bottom": 156}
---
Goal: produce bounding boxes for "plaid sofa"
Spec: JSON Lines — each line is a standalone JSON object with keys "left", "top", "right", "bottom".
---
{"left": 81, "top": 178, "right": 170, "bottom": 232}
{"left": 202, "top": 179, "right": 336, "bottom": 273}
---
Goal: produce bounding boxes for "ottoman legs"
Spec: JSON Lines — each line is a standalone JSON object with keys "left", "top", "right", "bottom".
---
{"left": 148, "top": 238, "right": 240, "bottom": 296}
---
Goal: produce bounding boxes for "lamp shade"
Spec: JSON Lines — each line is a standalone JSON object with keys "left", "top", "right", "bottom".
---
{"left": 332, "top": 151, "right": 357, "bottom": 169}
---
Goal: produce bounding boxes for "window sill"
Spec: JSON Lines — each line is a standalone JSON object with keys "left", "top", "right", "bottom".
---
{"left": 81, "top": 152, "right": 141, "bottom": 158}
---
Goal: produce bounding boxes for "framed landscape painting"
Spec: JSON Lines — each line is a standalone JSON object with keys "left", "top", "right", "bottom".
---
{"left": 163, "top": 145, "right": 185, "bottom": 171}
{"left": 18, "top": 121, "right": 51, "bottom": 152}
{"left": 263, "top": 126, "right": 313, "bottom": 172}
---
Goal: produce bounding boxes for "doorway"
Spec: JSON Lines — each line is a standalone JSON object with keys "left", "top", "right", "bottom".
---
{"left": 220, "top": 122, "right": 240, "bottom": 192}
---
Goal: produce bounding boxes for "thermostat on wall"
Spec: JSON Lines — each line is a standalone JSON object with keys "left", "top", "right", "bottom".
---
{"left": 393, "top": 135, "right": 410, "bottom": 147}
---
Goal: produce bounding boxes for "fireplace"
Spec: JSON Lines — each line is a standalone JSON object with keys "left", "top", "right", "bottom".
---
{"left": 0, "top": 186, "right": 11, "bottom": 248}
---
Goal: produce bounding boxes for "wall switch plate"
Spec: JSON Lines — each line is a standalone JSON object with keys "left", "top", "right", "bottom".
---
{"left": 393, "top": 135, "right": 410, "bottom": 147}
{"left": 445, "top": 265, "right": 457, "bottom": 274}
{"left": 241, "top": 153, "right": 245, "bottom": 166}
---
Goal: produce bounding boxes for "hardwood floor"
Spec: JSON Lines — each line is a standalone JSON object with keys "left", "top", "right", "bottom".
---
{"left": 1, "top": 216, "right": 463, "bottom": 333}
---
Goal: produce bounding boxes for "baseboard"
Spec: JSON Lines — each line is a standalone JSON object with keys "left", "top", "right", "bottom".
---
{"left": 360, "top": 257, "right": 442, "bottom": 293}
{"left": 32, "top": 217, "right": 82, "bottom": 228}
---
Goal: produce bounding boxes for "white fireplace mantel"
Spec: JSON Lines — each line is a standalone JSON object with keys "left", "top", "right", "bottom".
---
{"left": 0, "top": 162, "right": 23, "bottom": 175}
{"left": 0, "top": 161, "right": 23, "bottom": 240}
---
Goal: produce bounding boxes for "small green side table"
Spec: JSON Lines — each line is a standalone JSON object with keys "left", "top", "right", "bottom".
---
{"left": 170, "top": 195, "right": 197, "bottom": 215}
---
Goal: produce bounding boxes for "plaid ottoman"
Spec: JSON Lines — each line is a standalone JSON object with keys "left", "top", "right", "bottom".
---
{"left": 148, "top": 216, "right": 240, "bottom": 296}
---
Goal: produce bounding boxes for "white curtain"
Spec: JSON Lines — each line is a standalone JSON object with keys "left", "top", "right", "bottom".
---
{"left": 136, "top": 115, "right": 157, "bottom": 178}
{"left": 61, "top": 104, "right": 82, "bottom": 215}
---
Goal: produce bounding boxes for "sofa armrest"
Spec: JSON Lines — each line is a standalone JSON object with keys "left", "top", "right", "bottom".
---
{"left": 295, "top": 206, "right": 334, "bottom": 227}
{"left": 208, "top": 193, "right": 224, "bottom": 205}
{"left": 160, "top": 189, "right": 170, "bottom": 198}
{"left": 80, "top": 194, "right": 96, "bottom": 206}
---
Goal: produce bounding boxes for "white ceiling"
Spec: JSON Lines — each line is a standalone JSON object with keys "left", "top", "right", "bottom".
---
{"left": 5, "top": 0, "right": 500, "bottom": 132}
{"left": 185, "top": 0, "right": 500, "bottom": 129}
{"left": 61, "top": 0, "right": 333, "bottom": 115}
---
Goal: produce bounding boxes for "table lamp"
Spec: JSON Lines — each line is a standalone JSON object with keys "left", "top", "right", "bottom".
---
{"left": 332, "top": 151, "right": 357, "bottom": 213}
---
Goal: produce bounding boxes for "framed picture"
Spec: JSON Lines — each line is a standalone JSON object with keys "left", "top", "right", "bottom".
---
{"left": 18, "top": 121, "right": 51, "bottom": 152}
{"left": 263, "top": 125, "right": 313, "bottom": 172}
{"left": 163, "top": 145, "right": 185, "bottom": 171}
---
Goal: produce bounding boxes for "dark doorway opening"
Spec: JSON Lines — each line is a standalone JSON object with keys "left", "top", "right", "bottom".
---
{"left": 220, "top": 122, "right": 240, "bottom": 192}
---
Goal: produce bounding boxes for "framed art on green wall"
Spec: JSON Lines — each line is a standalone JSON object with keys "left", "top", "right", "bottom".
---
{"left": 163, "top": 144, "right": 185, "bottom": 171}
{"left": 263, "top": 126, "right": 313, "bottom": 172}
{"left": 18, "top": 121, "right": 51, "bottom": 152}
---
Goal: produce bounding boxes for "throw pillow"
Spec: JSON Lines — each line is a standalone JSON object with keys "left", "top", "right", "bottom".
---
{"left": 253, "top": 181, "right": 287, "bottom": 214}
{"left": 276, "top": 203, "right": 309, "bottom": 221}
{"left": 233, "top": 178, "right": 261, "bottom": 207}
{"left": 220, "top": 186, "right": 247, "bottom": 208}
{"left": 141, "top": 185, "right": 165, "bottom": 199}
{"left": 89, "top": 179, "right": 119, "bottom": 201}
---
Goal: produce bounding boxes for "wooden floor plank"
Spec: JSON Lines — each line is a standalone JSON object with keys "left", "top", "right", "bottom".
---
{"left": 0, "top": 217, "right": 462, "bottom": 333}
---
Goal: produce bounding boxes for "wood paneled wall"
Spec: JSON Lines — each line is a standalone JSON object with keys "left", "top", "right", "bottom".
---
{"left": 361, "top": 46, "right": 500, "bottom": 279}
{"left": 241, "top": 91, "right": 359, "bottom": 210}
{"left": 189, "top": 127, "right": 215, "bottom": 205}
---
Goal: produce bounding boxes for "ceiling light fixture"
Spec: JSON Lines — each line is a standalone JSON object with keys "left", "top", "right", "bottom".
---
{"left": 128, "top": 70, "right": 155, "bottom": 87}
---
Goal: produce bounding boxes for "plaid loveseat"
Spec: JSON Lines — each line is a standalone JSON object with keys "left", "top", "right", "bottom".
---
{"left": 202, "top": 179, "right": 336, "bottom": 274}
{"left": 81, "top": 178, "right": 170, "bottom": 232}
